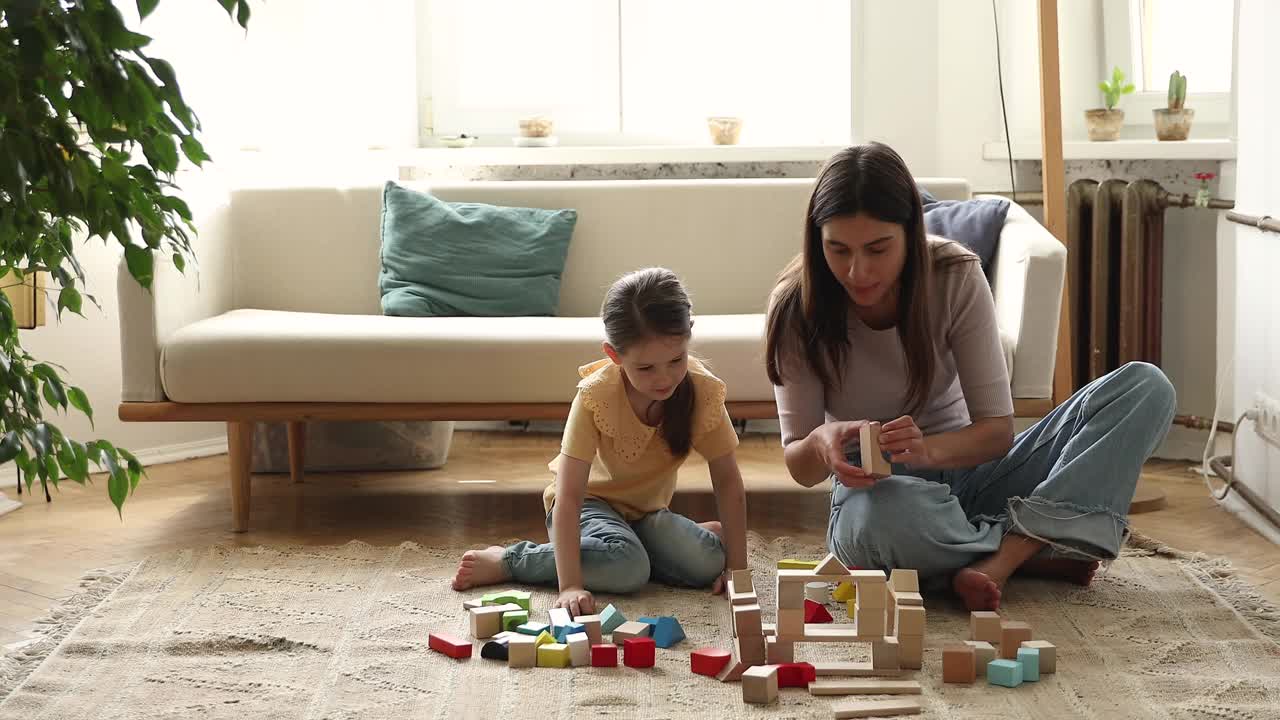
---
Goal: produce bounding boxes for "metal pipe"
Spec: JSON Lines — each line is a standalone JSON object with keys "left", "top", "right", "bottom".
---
{"left": 1160, "top": 192, "right": 1236, "bottom": 210}
{"left": 1227, "top": 211, "right": 1280, "bottom": 234}
{"left": 1173, "top": 414, "right": 1235, "bottom": 433}
{"left": 1208, "top": 456, "right": 1280, "bottom": 533}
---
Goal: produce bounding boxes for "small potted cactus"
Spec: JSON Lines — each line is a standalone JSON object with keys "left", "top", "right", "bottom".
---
{"left": 1086, "top": 66, "right": 1134, "bottom": 141}
{"left": 1154, "top": 70, "right": 1194, "bottom": 140}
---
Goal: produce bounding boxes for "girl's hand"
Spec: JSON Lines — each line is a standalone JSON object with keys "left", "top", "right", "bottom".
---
{"left": 555, "top": 587, "right": 595, "bottom": 617}
{"left": 812, "top": 420, "right": 877, "bottom": 488}
{"left": 879, "top": 415, "right": 933, "bottom": 467}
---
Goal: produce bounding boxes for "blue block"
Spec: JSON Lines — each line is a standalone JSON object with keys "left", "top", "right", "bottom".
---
{"left": 1016, "top": 647, "right": 1040, "bottom": 681}
{"left": 555, "top": 622, "right": 585, "bottom": 643}
{"left": 987, "top": 659, "right": 1023, "bottom": 688}
{"left": 636, "top": 616, "right": 660, "bottom": 631}
{"left": 651, "top": 616, "right": 686, "bottom": 649}
{"left": 516, "top": 621, "right": 550, "bottom": 637}
{"left": 599, "top": 604, "right": 627, "bottom": 634}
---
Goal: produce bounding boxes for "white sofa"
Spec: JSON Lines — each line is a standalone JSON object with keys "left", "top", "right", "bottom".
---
{"left": 118, "top": 177, "right": 1065, "bottom": 531}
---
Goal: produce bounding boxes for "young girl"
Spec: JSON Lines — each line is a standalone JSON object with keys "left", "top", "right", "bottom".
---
{"left": 452, "top": 268, "right": 748, "bottom": 616}
{"left": 765, "top": 142, "right": 1176, "bottom": 611}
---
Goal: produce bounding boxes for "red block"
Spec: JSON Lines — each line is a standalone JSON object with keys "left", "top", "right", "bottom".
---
{"left": 690, "top": 647, "right": 732, "bottom": 676}
{"left": 591, "top": 643, "right": 618, "bottom": 667}
{"left": 776, "top": 662, "right": 816, "bottom": 688}
{"left": 429, "top": 632, "right": 472, "bottom": 660}
{"left": 804, "top": 599, "right": 834, "bottom": 624}
{"left": 623, "top": 637, "right": 656, "bottom": 668}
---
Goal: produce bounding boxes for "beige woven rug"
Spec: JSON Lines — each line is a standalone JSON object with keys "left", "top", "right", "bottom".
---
{"left": 2, "top": 533, "right": 1278, "bottom": 720}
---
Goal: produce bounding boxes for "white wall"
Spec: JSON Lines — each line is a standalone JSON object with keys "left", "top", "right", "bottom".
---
{"left": 1229, "top": 0, "right": 1280, "bottom": 518}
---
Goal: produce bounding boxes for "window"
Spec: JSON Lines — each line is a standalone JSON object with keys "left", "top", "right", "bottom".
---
{"left": 1103, "top": 0, "right": 1234, "bottom": 128}
{"left": 427, "top": 0, "right": 853, "bottom": 145}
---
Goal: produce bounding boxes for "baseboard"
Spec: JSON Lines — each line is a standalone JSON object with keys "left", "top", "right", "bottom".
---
{"left": 1155, "top": 425, "right": 1211, "bottom": 462}
{"left": 0, "top": 435, "right": 228, "bottom": 488}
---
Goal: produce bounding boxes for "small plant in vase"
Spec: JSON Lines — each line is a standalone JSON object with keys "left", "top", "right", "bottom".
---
{"left": 1086, "top": 66, "right": 1134, "bottom": 141}
{"left": 1154, "top": 71, "right": 1194, "bottom": 140}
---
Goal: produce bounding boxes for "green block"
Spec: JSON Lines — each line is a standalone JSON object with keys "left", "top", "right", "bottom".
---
{"left": 502, "top": 610, "right": 530, "bottom": 633}
{"left": 481, "top": 589, "right": 532, "bottom": 612}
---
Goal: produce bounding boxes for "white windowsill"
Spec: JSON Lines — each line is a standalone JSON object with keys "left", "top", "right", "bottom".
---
{"left": 983, "top": 139, "right": 1237, "bottom": 161}
{"left": 399, "top": 144, "right": 845, "bottom": 166}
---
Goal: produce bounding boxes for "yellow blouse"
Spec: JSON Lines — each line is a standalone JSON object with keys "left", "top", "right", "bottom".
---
{"left": 543, "top": 357, "right": 740, "bottom": 521}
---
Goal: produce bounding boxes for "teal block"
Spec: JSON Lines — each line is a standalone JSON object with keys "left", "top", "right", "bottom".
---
{"left": 502, "top": 610, "right": 529, "bottom": 633}
{"left": 516, "top": 621, "right": 550, "bottom": 636}
{"left": 988, "top": 659, "right": 1023, "bottom": 688}
{"left": 650, "top": 616, "right": 686, "bottom": 649}
{"left": 599, "top": 604, "right": 626, "bottom": 634}
{"left": 555, "top": 622, "right": 585, "bottom": 644}
{"left": 1017, "top": 647, "right": 1040, "bottom": 681}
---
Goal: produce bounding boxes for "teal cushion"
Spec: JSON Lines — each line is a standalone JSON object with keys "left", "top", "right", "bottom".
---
{"left": 378, "top": 182, "right": 578, "bottom": 316}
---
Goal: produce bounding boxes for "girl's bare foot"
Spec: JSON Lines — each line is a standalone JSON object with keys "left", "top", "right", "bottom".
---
{"left": 699, "top": 520, "right": 723, "bottom": 538}
{"left": 952, "top": 567, "right": 1003, "bottom": 611}
{"left": 1017, "top": 557, "right": 1100, "bottom": 586}
{"left": 451, "top": 546, "right": 510, "bottom": 591}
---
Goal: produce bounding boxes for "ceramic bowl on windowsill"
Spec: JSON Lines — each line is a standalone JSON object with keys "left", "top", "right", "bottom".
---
{"left": 438, "top": 134, "right": 477, "bottom": 148}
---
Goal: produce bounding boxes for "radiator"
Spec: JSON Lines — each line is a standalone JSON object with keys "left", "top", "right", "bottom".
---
{"left": 1065, "top": 179, "right": 1167, "bottom": 388}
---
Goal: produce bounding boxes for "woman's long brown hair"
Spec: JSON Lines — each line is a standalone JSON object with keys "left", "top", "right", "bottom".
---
{"left": 765, "top": 142, "right": 976, "bottom": 415}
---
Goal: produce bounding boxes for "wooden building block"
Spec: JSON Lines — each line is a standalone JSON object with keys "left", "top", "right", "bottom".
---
{"left": 651, "top": 616, "right": 686, "bottom": 648}
{"left": 516, "top": 621, "right": 550, "bottom": 637}
{"left": 766, "top": 636, "right": 795, "bottom": 664}
{"left": 741, "top": 665, "right": 779, "bottom": 704}
{"left": 832, "top": 698, "right": 922, "bottom": 719}
{"left": 1021, "top": 640, "right": 1056, "bottom": 673}
{"left": 778, "top": 608, "right": 805, "bottom": 637}
{"left": 886, "top": 593, "right": 897, "bottom": 635}
{"left": 810, "top": 679, "right": 923, "bottom": 695}
{"left": 612, "top": 621, "right": 652, "bottom": 645}
{"left": 805, "top": 582, "right": 830, "bottom": 604}
{"left": 815, "top": 553, "right": 849, "bottom": 576}
{"left": 942, "top": 643, "right": 976, "bottom": 683}
{"left": 548, "top": 607, "right": 572, "bottom": 635}
{"left": 895, "top": 606, "right": 926, "bottom": 637}
{"left": 804, "top": 599, "right": 834, "bottom": 624}
{"left": 733, "top": 604, "right": 764, "bottom": 640}
{"left": 554, "top": 622, "right": 585, "bottom": 644}
{"left": 832, "top": 581, "right": 856, "bottom": 603}
{"left": 469, "top": 603, "right": 521, "bottom": 640}
{"left": 462, "top": 598, "right": 483, "bottom": 611}
{"left": 872, "top": 637, "right": 900, "bottom": 670}
{"left": 574, "top": 614, "right": 603, "bottom": 645}
{"left": 778, "top": 569, "right": 860, "bottom": 584}
{"left": 691, "top": 647, "right": 732, "bottom": 676}
{"left": 728, "top": 578, "right": 758, "bottom": 606}
{"left": 846, "top": 599, "right": 856, "bottom": 620}
{"left": 536, "top": 642, "right": 571, "bottom": 668}
{"left": 855, "top": 581, "right": 887, "bottom": 608}
{"left": 428, "top": 632, "right": 472, "bottom": 660}
{"left": 855, "top": 607, "right": 886, "bottom": 636}
{"left": 507, "top": 635, "right": 537, "bottom": 668}
{"left": 892, "top": 591, "right": 923, "bottom": 607}
{"left": 778, "top": 558, "right": 821, "bottom": 570}
{"left": 591, "top": 643, "right": 618, "bottom": 667}
{"left": 736, "top": 631, "right": 768, "bottom": 667}
{"left": 966, "top": 641, "right": 996, "bottom": 675}
{"left": 898, "top": 635, "right": 923, "bottom": 669}
{"left": 731, "top": 568, "right": 755, "bottom": 591}
{"left": 999, "top": 621, "right": 1033, "bottom": 659}
{"left": 502, "top": 610, "right": 529, "bottom": 633}
{"left": 888, "top": 569, "right": 919, "bottom": 593}
{"left": 567, "top": 632, "right": 591, "bottom": 667}
{"left": 716, "top": 659, "right": 750, "bottom": 682}
{"left": 533, "top": 630, "right": 555, "bottom": 648}
{"left": 970, "top": 611, "right": 1002, "bottom": 643}
{"left": 987, "top": 658, "right": 1023, "bottom": 687}
{"left": 776, "top": 662, "right": 816, "bottom": 688}
{"left": 599, "top": 604, "right": 626, "bottom": 634}
{"left": 796, "top": 626, "right": 883, "bottom": 643}
{"left": 1017, "top": 647, "right": 1041, "bottom": 681}
{"left": 778, "top": 576, "right": 807, "bottom": 609}
{"left": 811, "top": 661, "right": 906, "bottom": 677}
{"left": 481, "top": 589, "right": 532, "bottom": 612}
{"left": 623, "top": 637, "right": 656, "bottom": 668}
{"left": 849, "top": 570, "right": 888, "bottom": 583}
{"left": 859, "top": 422, "right": 893, "bottom": 477}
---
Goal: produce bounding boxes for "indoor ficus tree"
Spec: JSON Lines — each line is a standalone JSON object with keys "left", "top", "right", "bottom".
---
{"left": 0, "top": 0, "right": 249, "bottom": 514}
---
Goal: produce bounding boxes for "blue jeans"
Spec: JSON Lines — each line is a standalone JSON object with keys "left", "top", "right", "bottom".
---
{"left": 502, "top": 498, "right": 726, "bottom": 593}
{"left": 827, "top": 362, "right": 1177, "bottom": 581}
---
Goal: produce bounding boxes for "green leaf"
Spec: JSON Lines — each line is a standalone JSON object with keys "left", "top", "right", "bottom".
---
{"left": 103, "top": 450, "right": 128, "bottom": 517}
{"left": 68, "top": 386, "right": 93, "bottom": 427}
{"left": 0, "top": 432, "right": 20, "bottom": 465}
{"left": 1122, "top": 84, "right": 1135, "bottom": 94}
{"left": 180, "top": 135, "right": 210, "bottom": 165}
{"left": 42, "top": 378, "right": 68, "bottom": 410}
{"left": 236, "top": 0, "right": 251, "bottom": 28}
{"left": 172, "top": 253, "right": 186, "bottom": 273}
{"left": 124, "top": 245, "right": 155, "bottom": 288}
{"left": 44, "top": 455, "right": 61, "bottom": 487}
{"left": 58, "top": 287, "right": 84, "bottom": 316}
{"left": 137, "top": 0, "right": 161, "bottom": 19}
{"left": 29, "top": 423, "right": 53, "bottom": 456}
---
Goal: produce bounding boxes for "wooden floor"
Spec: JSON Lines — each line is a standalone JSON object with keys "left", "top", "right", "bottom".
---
{"left": 0, "top": 432, "right": 1277, "bottom": 648}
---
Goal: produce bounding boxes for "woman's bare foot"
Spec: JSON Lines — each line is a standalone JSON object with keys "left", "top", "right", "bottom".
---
{"left": 1017, "top": 557, "right": 1100, "bottom": 586}
{"left": 952, "top": 567, "right": 1003, "bottom": 611}
{"left": 451, "top": 546, "right": 510, "bottom": 591}
{"left": 699, "top": 520, "right": 723, "bottom": 538}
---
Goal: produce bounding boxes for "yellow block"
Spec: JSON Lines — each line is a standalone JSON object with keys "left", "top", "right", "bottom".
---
{"left": 846, "top": 599, "right": 856, "bottom": 619}
{"left": 832, "top": 581, "right": 856, "bottom": 603}
{"left": 537, "top": 642, "right": 571, "bottom": 668}
{"left": 777, "top": 559, "right": 821, "bottom": 570}
{"left": 534, "top": 630, "right": 555, "bottom": 648}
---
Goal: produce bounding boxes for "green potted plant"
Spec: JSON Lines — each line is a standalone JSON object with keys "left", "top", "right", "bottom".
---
{"left": 0, "top": 0, "right": 249, "bottom": 515}
{"left": 1086, "top": 66, "right": 1135, "bottom": 141}
{"left": 1154, "top": 70, "right": 1193, "bottom": 141}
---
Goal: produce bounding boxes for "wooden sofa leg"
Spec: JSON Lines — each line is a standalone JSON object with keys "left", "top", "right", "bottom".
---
{"left": 287, "top": 421, "right": 306, "bottom": 484}
{"left": 227, "top": 421, "right": 253, "bottom": 533}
